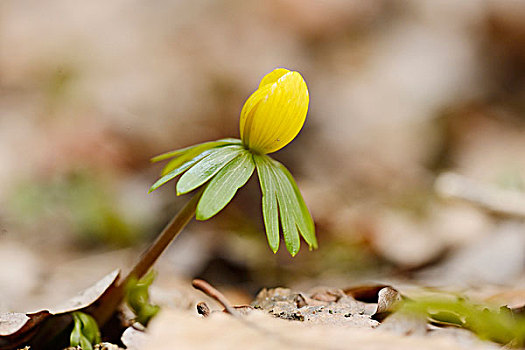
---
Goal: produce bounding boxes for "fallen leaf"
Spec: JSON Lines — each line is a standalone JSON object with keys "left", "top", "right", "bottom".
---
{"left": 344, "top": 284, "right": 392, "bottom": 303}
{"left": 373, "top": 287, "right": 403, "bottom": 321}
{"left": 0, "top": 270, "right": 121, "bottom": 350}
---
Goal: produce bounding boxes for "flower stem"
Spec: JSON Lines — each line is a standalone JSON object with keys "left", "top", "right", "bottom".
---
{"left": 126, "top": 188, "right": 204, "bottom": 283}
{"left": 90, "top": 189, "right": 203, "bottom": 327}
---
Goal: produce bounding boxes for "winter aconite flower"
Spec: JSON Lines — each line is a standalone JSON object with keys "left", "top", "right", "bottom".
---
{"left": 240, "top": 68, "right": 309, "bottom": 154}
{"left": 149, "top": 68, "right": 317, "bottom": 256}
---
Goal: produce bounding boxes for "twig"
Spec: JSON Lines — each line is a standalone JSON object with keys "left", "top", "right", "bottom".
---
{"left": 192, "top": 279, "right": 240, "bottom": 317}
{"left": 435, "top": 172, "right": 525, "bottom": 219}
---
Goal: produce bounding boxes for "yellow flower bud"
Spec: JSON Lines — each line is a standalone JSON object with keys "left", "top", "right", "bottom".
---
{"left": 239, "top": 68, "right": 309, "bottom": 154}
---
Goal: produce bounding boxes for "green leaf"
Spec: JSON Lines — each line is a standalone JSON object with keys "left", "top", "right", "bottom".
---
{"left": 70, "top": 312, "right": 100, "bottom": 350}
{"left": 148, "top": 148, "right": 214, "bottom": 193}
{"left": 151, "top": 138, "right": 242, "bottom": 163}
{"left": 255, "top": 155, "right": 300, "bottom": 256}
{"left": 70, "top": 320, "right": 82, "bottom": 349}
{"left": 401, "top": 297, "right": 525, "bottom": 346}
{"left": 254, "top": 155, "right": 280, "bottom": 253}
{"left": 126, "top": 270, "right": 160, "bottom": 327}
{"left": 176, "top": 145, "right": 244, "bottom": 195}
{"left": 161, "top": 139, "right": 243, "bottom": 176}
{"left": 196, "top": 150, "right": 255, "bottom": 220}
{"left": 215, "top": 137, "right": 243, "bottom": 144}
{"left": 253, "top": 155, "right": 318, "bottom": 256}
{"left": 161, "top": 146, "right": 213, "bottom": 176}
{"left": 274, "top": 160, "right": 317, "bottom": 249}
{"left": 151, "top": 144, "right": 201, "bottom": 163}
{"left": 273, "top": 166, "right": 301, "bottom": 256}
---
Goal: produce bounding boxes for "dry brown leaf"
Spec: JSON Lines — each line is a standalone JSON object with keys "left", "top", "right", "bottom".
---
{"left": 373, "top": 287, "right": 403, "bottom": 321}
{"left": 344, "top": 284, "right": 392, "bottom": 303}
{"left": 0, "top": 270, "right": 121, "bottom": 350}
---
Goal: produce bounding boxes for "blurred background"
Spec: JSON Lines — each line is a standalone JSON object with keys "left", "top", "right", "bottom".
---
{"left": 2, "top": 0, "right": 525, "bottom": 312}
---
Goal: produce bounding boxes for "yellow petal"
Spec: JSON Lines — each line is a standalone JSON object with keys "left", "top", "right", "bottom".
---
{"left": 258, "top": 68, "right": 289, "bottom": 88}
{"left": 239, "top": 69, "right": 309, "bottom": 154}
{"left": 239, "top": 83, "right": 271, "bottom": 147}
